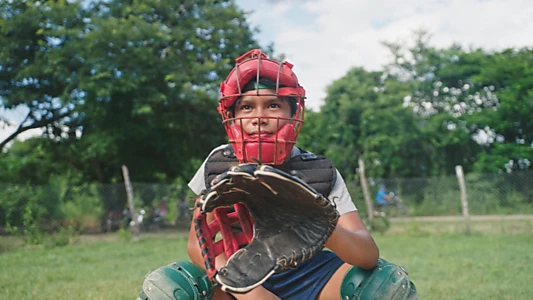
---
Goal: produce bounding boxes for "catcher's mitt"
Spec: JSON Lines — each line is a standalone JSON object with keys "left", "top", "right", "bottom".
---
{"left": 195, "top": 163, "right": 339, "bottom": 294}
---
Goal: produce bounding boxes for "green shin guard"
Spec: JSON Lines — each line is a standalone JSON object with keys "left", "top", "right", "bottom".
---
{"left": 341, "top": 258, "right": 418, "bottom": 300}
{"left": 138, "top": 261, "right": 214, "bottom": 300}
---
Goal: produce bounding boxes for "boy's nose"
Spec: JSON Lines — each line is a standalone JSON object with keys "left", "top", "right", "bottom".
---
{"left": 251, "top": 116, "right": 269, "bottom": 127}
{"left": 250, "top": 108, "right": 269, "bottom": 126}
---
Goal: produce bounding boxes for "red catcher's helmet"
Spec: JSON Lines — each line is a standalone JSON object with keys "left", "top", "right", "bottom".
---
{"left": 218, "top": 49, "right": 306, "bottom": 165}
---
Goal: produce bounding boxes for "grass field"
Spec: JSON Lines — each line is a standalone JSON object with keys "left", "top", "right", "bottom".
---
{"left": 1, "top": 220, "right": 533, "bottom": 300}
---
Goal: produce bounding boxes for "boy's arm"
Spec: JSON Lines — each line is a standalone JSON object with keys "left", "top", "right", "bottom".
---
{"left": 187, "top": 198, "right": 281, "bottom": 300}
{"left": 187, "top": 198, "right": 207, "bottom": 266}
{"left": 324, "top": 210, "right": 380, "bottom": 270}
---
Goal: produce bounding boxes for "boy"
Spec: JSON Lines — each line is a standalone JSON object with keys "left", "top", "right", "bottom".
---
{"left": 138, "top": 49, "right": 415, "bottom": 300}
{"left": 188, "top": 49, "right": 378, "bottom": 300}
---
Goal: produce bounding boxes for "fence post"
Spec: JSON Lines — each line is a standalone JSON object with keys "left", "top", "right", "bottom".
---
{"left": 455, "top": 165, "right": 471, "bottom": 234}
{"left": 122, "top": 165, "right": 140, "bottom": 239}
{"left": 358, "top": 158, "right": 374, "bottom": 221}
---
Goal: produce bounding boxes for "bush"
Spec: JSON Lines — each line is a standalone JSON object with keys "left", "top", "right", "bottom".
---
{"left": 45, "top": 226, "right": 77, "bottom": 249}
{"left": 0, "top": 183, "right": 61, "bottom": 230}
{"left": 59, "top": 184, "right": 104, "bottom": 233}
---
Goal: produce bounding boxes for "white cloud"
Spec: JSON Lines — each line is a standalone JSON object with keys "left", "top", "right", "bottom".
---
{"left": 237, "top": 0, "right": 533, "bottom": 110}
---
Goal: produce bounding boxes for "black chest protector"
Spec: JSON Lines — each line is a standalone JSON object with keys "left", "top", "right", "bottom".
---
{"left": 204, "top": 145, "right": 337, "bottom": 197}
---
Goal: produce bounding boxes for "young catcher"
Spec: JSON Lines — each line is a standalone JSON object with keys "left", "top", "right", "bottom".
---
{"left": 137, "top": 49, "right": 417, "bottom": 300}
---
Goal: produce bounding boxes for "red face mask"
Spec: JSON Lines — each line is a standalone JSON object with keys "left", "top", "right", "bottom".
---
{"left": 218, "top": 49, "right": 306, "bottom": 165}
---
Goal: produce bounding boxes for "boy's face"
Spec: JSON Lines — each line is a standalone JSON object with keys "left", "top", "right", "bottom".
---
{"left": 233, "top": 88, "right": 293, "bottom": 136}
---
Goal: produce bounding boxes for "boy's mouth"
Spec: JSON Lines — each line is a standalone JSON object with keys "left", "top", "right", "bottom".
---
{"left": 248, "top": 132, "right": 274, "bottom": 139}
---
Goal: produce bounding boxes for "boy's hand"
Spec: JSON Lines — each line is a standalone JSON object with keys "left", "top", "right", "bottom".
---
{"left": 195, "top": 164, "right": 339, "bottom": 294}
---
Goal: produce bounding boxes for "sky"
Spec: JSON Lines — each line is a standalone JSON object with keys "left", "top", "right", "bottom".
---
{"left": 2, "top": 0, "right": 533, "bottom": 144}
{"left": 235, "top": 0, "right": 533, "bottom": 110}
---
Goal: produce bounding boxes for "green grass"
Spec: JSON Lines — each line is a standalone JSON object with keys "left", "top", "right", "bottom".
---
{"left": 0, "top": 232, "right": 191, "bottom": 300}
{"left": 377, "top": 235, "right": 533, "bottom": 299}
{"left": 1, "top": 221, "right": 533, "bottom": 300}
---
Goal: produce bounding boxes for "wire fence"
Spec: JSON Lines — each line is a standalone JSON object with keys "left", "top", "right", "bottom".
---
{"left": 1, "top": 170, "right": 532, "bottom": 233}
{"left": 0, "top": 182, "right": 193, "bottom": 234}
{"left": 347, "top": 170, "right": 533, "bottom": 218}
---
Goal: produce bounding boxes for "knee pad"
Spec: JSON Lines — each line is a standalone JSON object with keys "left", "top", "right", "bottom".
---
{"left": 341, "top": 258, "right": 418, "bottom": 300}
{"left": 138, "top": 261, "right": 214, "bottom": 300}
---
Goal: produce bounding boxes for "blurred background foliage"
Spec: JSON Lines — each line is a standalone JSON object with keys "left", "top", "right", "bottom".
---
{"left": 1, "top": 1, "right": 532, "bottom": 234}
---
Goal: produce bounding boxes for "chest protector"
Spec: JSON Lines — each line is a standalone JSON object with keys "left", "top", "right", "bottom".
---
{"left": 197, "top": 146, "right": 337, "bottom": 273}
{"left": 204, "top": 145, "right": 336, "bottom": 197}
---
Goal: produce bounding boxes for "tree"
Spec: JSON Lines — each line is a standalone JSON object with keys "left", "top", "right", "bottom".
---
{"left": 469, "top": 49, "right": 533, "bottom": 172}
{"left": 0, "top": 137, "right": 67, "bottom": 184}
{"left": 1, "top": 0, "right": 265, "bottom": 183}
{"left": 382, "top": 30, "right": 485, "bottom": 175}
{"left": 301, "top": 30, "right": 532, "bottom": 179}
{"left": 0, "top": 0, "right": 91, "bottom": 149}
{"left": 298, "top": 67, "right": 426, "bottom": 179}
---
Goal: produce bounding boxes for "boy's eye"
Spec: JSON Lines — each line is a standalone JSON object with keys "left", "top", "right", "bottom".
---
{"left": 240, "top": 105, "right": 252, "bottom": 110}
{"left": 268, "top": 103, "right": 281, "bottom": 109}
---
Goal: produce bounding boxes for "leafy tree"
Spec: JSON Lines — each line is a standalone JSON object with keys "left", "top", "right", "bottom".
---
{"left": 0, "top": 0, "right": 90, "bottom": 149}
{"left": 383, "top": 31, "right": 532, "bottom": 174}
{"left": 301, "top": 30, "right": 532, "bottom": 180}
{"left": 1, "top": 0, "right": 265, "bottom": 183}
{"left": 470, "top": 49, "right": 533, "bottom": 172}
{"left": 0, "top": 137, "right": 66, "bottom": 184}
{"left": 298, "top": 67, "right": 426, "bottom": 179}
{"left": 382, "top": 31, "right": 485, "bottom": 175}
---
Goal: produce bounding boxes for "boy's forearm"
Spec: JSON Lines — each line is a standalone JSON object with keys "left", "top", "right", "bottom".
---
{"left": 187, "top": 207, "right": 206, "bottom": 267}
{"left": 187, "top": 232, "right": 205, "bottom": 267}
{"left": 325, "top": 225, "right": 379, "bottom": 270}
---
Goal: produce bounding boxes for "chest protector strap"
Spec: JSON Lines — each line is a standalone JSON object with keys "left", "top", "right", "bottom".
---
{"left": 204, "top": 145, "right": 336, "bottom": 196}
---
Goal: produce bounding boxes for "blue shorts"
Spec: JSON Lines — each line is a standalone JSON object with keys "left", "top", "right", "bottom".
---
{"left": 262, "top": 250, "right": 344, "bottom": 299}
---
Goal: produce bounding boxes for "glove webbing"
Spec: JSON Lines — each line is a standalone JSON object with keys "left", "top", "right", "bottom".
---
{"left": 194, "top": 203, "right": 254, "bottom": 279}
